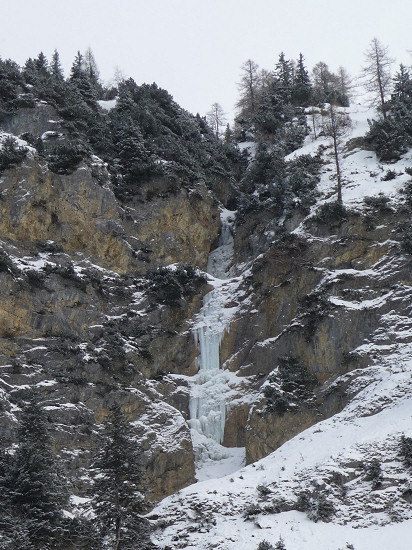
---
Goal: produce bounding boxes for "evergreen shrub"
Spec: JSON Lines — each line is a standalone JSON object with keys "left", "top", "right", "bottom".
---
{"left": 307, "top": 493, "right": 336, "bottom": 523}
{"left": 145, "top": 264, "right": 206, "bottom": 307}
{"left": 398, "top": 222, "right": 412, "bottom": 254}
{"left": 0, "top": 136, "right": 28, "bottom": 172}
{"left": 365, "top": 458, "right": 383, "bottom": 489}
{"left": 313, "top": 201, "right": 348, "bottom": 225}
{"left": 243, "top": 503, "right": 262, "bottom": 519}
{"left": 263, "top": 355, "right": 317, "bottom": 415}
{"left": 0, "top": 250, "right": 18, "bottom": 275}
{"left": 381, "top": 169, "right": 397, "bottom": 181}
{"left": 363, "top": 194, "right": 392, "bottom": 211}
{"left": 300, "top": 292, "right": 331, "bottom": 341}
{"left": 400, "top": 435, "right": 412, "bottom": 466}
{"left": 47, "top": 141, "right": 85, "bottom": 174}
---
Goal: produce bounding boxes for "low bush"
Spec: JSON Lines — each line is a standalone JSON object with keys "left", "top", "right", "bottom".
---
{"left": 263, "top": 356, "right": 317, "bottom": 415}
{"left": 0, "top": 249, "right": 19, "bottom": 276}
{"left": 256, "top": 484, "right": 272, "bottom": 497}
{"left": 277, "top": 355, "right": 317, "bottom": 395}
{"left": 313, "top": 201, "right": 348, "bottom": 225}
{"left": 300, "top": 292, "right": 331, "bottom": 341}
{"left": 365, "top": 458, "right": 383, "bottom": 489}
{"left": 43, "top": 263, "right": 87, "bottom": 290}
{"left": 0, "top": 136, "right": 28, "bottom": 172}
{"left": 362, "top": 194, "right": 392, "bottom": 230}
{"left": 329, "top": 471, "right": 345, "bottom": 486}
{"left": 145, "top": 264, "right": 206, "bottom": 307}
{"left": 400, "top": 435, "right": 412, "bottom": 467}
{"left": 243, "top": 503, "right": 262, "bottom": 520}
{"left": 307, "top": 493, "right": 336, "bottom": 523}
{"left": 263, "top": 387, "right": 290, "bottom": 416}
{"left": 25, "top": 269, "right": 46, "bottom": 288}
{"left": 397, "top": 222, "right": 412, "bottom": 254}
{"left": 381, "top": 169, "right": 397, "bottom": 181}
{"left": 363, "top": 194, "right": 392, "bottom": 211}
{"left": 47, "top": 141, "right": 85, "bottom": 174}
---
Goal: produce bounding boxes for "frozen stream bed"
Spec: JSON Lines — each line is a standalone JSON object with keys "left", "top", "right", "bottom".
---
{"left": 188, "top": 209, "right": 245, "bottom": 479}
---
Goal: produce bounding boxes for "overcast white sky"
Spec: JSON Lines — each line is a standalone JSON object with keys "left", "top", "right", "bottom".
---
{"left": 1, "top": 0, "right": 411, "bottom": 119}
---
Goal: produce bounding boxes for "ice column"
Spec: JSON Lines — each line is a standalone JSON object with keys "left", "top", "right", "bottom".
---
{"left": 189, "top": 210, "right": 235, "bottom": 446}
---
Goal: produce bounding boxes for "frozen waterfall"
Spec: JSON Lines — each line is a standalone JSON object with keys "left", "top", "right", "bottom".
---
{"left": 189, "top": 210, "right": 239, "bottom": 465}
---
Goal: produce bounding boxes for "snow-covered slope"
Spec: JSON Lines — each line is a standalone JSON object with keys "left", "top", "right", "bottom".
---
{"left": 288, "top": 104, "right": 412, "bottom": 209}
{"left": 152, "top": 346, "right": 412, "bottom": 549}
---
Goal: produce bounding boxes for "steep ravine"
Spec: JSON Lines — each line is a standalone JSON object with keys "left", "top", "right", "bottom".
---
{"left": 187, "top": 209, "right": 247, "bottom": 479}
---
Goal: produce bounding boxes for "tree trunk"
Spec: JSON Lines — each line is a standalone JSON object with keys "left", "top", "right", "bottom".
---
{"left": 332, "top": 133, "right": 343, "bottom": 205}
{"left": 115, "top": 517, "right": 121, "bottom": 550}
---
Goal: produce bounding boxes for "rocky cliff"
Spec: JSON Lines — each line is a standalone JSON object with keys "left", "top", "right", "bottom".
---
{"left": 0, "top": 103, "right": 223, "bottom": 501}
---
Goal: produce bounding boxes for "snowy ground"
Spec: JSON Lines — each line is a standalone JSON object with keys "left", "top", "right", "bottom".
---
{"left": 288, "top": 104, "right": 412, "bottom": 210}
{"left": 152, "top": 346, "right": 412, "bottom": 549}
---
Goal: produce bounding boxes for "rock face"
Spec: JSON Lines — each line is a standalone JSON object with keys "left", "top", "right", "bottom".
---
{"left": 1, "top": 103, "right": 64, "bottom": 138}
{"left": 0, "top": 157, "right": 134, "bottom": 272}
{"left": 128, "top": 179, "right": 220, "bottom": 271}
{"left": 219, "top": 210, "right": 412, "bottom": 464}
{"left": 0, "top": 109, "right": 221, "bottom": 501}
{"left": 0, "top": 157, "right": 219, "bottom": 275}
{"left": 0, "top": 254, "right": 200, "bottom": 499}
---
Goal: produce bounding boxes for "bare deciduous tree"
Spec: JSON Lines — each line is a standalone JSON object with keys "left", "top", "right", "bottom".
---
{"left": 83, "top": 47, "right": 100, "bottom": 84}
{"left": 236, "top": 59, "right": 260, "bottom": 117}
{"left": 207, "top": 102, "right": 227, "bottom": 138}
{"left": 337, "top": 66, "right": 353, "bottom": 101}
{"left": 322, "top": 103, "right": 352, "bottom": 204}
{"left": 361, "top": 38, "right": 394, "bottom": 118}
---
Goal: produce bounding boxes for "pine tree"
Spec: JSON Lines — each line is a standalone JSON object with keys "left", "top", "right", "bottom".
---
{"left": 23, "top": 53, "right": 49, "bottom": 89}
{"left": 83, "top": 47, "right": 104, "bottom": 99}
{"left": 223, "top": 123, "right": 233, "bottom": 143}
{"left": 391, "top": 64, "right": 412, "bottom": 135}
{"left": 236, "top": 59, "right": 260, "bottom": 119}
{"left": 69, "top": 51, "right": 97, "bottom": 107}
{"left": 275, "top": 536, "right": 287, "bottom": 550}
{"left": 336, "top": 66, "right": 352, "bottom": 103}
{"left": 70, "top": 51, "right": 84, "bottom": 80}
{"left": 206, "top": 102, "right": 227, "bottom": 138}
{"left": 83, "top": 47, "right": 100, "bottom": 86}
{"left": 0, "top": 58, "right": 21, "bottom": 109}
{"left": 35, "top": 51, "right": 49, "bottom": 78}
{"left": 45, "top": 49, "right": 66, "bottom": 106}
{"left": 90, "top": 405, "right": 153, "bottom": 550}
{"left": 312, "top": 62, "right": 348, "bottom": 106}
{"left": 50, "top": 49, "right": 64, "bottom": 81}
{"left": 22, "top": 58, "right": 39, "bottom": 86}
{"left": 365, "top": 65, "right": 412, "bottom": 161}
{"left": 0, "top": 394, "right": 68, "bottom": 549}
{"left": 275, "top": 52, "right": 293, "bottom": 103}
{"left": 292, "top": 53, "right": 312, "bottom": 106}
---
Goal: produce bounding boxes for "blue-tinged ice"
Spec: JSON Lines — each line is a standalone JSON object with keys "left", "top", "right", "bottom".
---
{"left": 189, "top": 210, "right": 236, "bottom": 451}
